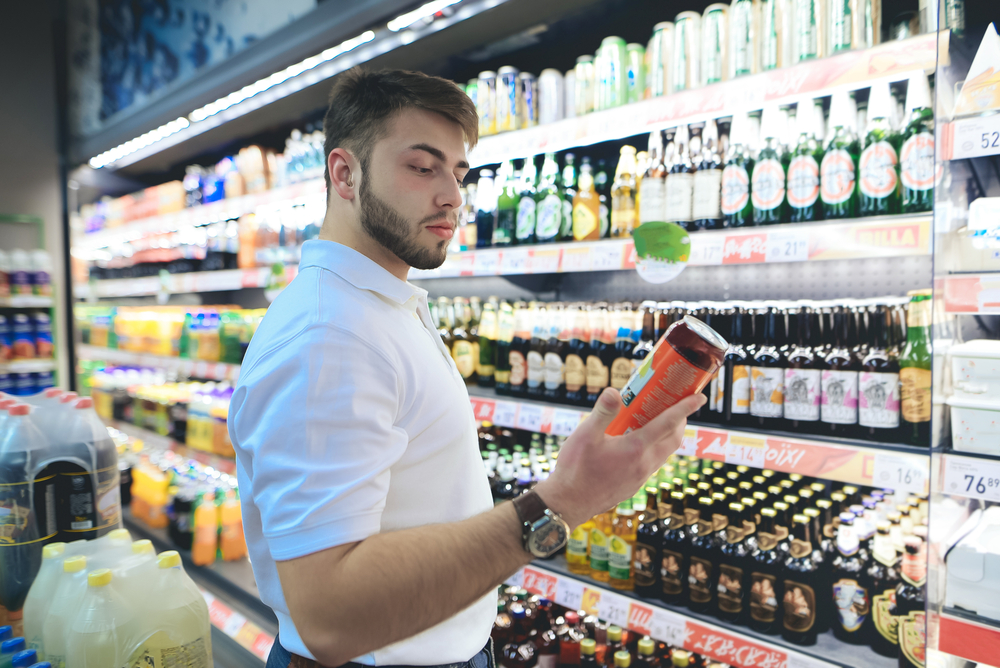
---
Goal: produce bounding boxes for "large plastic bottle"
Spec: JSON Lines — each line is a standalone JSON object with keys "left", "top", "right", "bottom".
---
{"left": 88, "top": 528, "right": 133, "bottom": 570}
{"left": 41, "top": 555, "right": 88, "bottom": 667}
{"left": 7, "top": 250, "right": 32, "bottom": 298}
{"left": 65, "top": 569, "right": 133, "bottom": 668}
{"left": 113, "top": 540, "right": 157, "bottom": 601}
{"left": 191, "top": 492, "right": 217, "bottom": 566}
{"left": 219, "top": 488, "right": 246, "bottom": 561}
{"left": 22, "top": 542, "right": 66, "bottom": 654}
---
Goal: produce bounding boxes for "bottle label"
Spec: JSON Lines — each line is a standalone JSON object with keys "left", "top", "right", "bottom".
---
{"left": 718, "top": 564, "right": 745, "bottom": 613}
{"left": 599, "top": 203, "right": 610, "bottom": 237}
{"left": 634, "top": 541, "right": 658, "bottom": 586}
{"left": 516, "top": 197, "right": 537, "bottom": 239}
{"left": 859, "top": 141, "right": 899, "bottom": 199}
{"left": 688, "top": 556, "right": 714, "bottom": 603}
{"left": 664, "top": 172, "right": 694, "bottom": 222}
{"left": 509, "top": 350, "right": 526, "bottom": 386}
{"left": 586, "top": 355, "right": 609, "bottom": 392}
{"left": 775, "top": 525, "right": 789, "bottom": 542}
{"left": 833, "top": 578, "right": 870, "bottom": 633}
{"left": 859, "top": 371, "right": 901, "bottom": 428}
{"left": 565, "top": 354, "right": 586, "bottom": 390}
{"left": 787, "top": 155, "right": 820, "bottom": 208}
{"left": 782, "top": 579, "right": 817, "bottom": 633}
{"left": 526, "top": 350, "right": 544, "bottom": 388}
{"left": 750, "top": 367, "right": 784, "bottom": 418}
{"left": 836, "top": 524, "right": 860, "bottom": 556}
{"left": 573, "top": 202, "right": 599, "bottom": 239}
{"left": 127, "top": 636, "right": 211, "bottom": 668}
{"left": 783, "top": 367, "right": 821, "bottom": 421}
{"left": 821, "top": 369, "right": 859, "bottom": 424}
{"left": 901, "top": 133, "right": 935, "bottom": 191}
{"left": 713, "top": 513, "right": 729, "bottom": 533}
{"left": 721, "top": 164, "right": 751, "bottom": 215}
{"left": 872, "top": 590, "right": 899, "bottom": 645}
{"left": 829, "top": 0, "right": 852, "bottom": 51}
{"left": 610, "top": 357, "right": 634, "bottom": 390}
{"left": 589, "top": 529, "right": 609, "bottom": 571}
{"left": 712, "top": 367, "right": 724, "bottom": 413}
{"left": 561, "top": 199, "right": 574, "bottom": 238}
{"left": 757, "top": 530, "right": 778, "bottom": 551}
{"left": 661, "top": 548, "right": 685, "bottom": 595}
{"left": 609, "top": 536, "right": 633, "bottom": 580}
{"left": 820, "top": 149, "right": 856, "bottom": 205}
{"left": 730, "top": 364, "right": 750, "bottom": 414}
{"left": 693, "top": 169, "right": 723, "bottom": 220}
{"left": 751, "top": 159, "right": 785, "bottom": 211}
{"left": 899, "top": 611, "right": 927, "bottom": 668}
{"left": 536, "top": 194, "right": 563, "bottom": 239}
{"left": 453, "top": 341, "right": 476, "bottom": 378}
{"left": 611, "top": 201, "right": 637, "bottom": 236}
{"left": 750, "top": 572, "right": 779, "bottom": 623}
{"left": 900, "top": 367, "right": 932, "bottom": 423}
{"left": 567, "top": 525, "right": 589, "bottom": 559}
{"left": 638, "top": 178, "right": 667, "bottom": 224}
{"left": 544, "top": 351, "right": 565, "bottom": 389}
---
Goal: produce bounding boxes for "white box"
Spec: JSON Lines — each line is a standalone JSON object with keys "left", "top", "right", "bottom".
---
{"left": 950, "top": 340, "right": 1000, "bottom": 398}
{"left": 946, "top": 506, "right": 1000, "bottom": 621}
{"left": 947, "top": 395, "right": 1000, "bottom": 455}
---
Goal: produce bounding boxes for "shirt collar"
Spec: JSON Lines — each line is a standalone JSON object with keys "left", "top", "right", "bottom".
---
{"left": 299, "top": 239, "right": 428, "bottom": 306}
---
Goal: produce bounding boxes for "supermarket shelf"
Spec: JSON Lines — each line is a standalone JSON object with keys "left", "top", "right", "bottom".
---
{"left": 74, "top": 264, "right": 298, "bottom": 299}
{"left": 410, "top": 214, "right": 932, "bottom": 280}
{"left": 510, "top": 555, "right": 893, "bottom": 668}
{"left": 0, "top": 295, "right": 54, "bottom": 308}
{"left": 468, "top": 385, "right": 929, "bottom": 491}
{"left": 0, "top": 358, "right": 56, "bottom": 373}
{"left": 468, "top": 33, "right": 939, "bottom": 167}
{"left": 941, "top": 272, "right": 1000, "bottom": 313}
{"left": 77, "top": 344, "right": 242, "bottom": 382}
{"left": 109, "top": 419, "right": 237, "bottom": 476}
{"left": 938, "top": 607, "right": 1000, "bottom": 665}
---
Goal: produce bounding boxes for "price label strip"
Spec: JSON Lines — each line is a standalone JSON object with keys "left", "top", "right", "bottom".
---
{"left": 492, "top": 401, "right": 519, "bottom": 428}
{"left": 551, "top": 408, "right": 584, "bottom": 436}
{"left": 943, "top": 455, "right": 1000, "bottom": 502}
{"left": 766, "top": 229, "right": 810, "bottom": 263}
{"left": 945, "top": 115, "right": 1000, "bottom": 161}
{"left": 872, "top": 452, "right": 929, "bottom": 495}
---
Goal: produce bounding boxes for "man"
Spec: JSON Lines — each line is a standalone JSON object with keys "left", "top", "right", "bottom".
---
{"left": 229, "top": 68, "right": 703, "bottom": 668}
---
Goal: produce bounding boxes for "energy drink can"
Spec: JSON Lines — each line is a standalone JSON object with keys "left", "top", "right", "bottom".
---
{"left": 626, "top": 43, "right": 646, "bottom": 104}
{"left": 702, "top": 4, "right": 730, "bottom": 85}
{"left": 598, "top": 36, "right": 628, "bottom": 109}
{"left": 607, "top": 316, "right": 727, "bottom": 435}
{"left": 730, "top": 0, "right": 760, "bottom": 77}
{"left": 538, "top": 69, "right": 564, "bottom": 124}
{"left": 476, "top": 71, "right": 497, "bottom": 136}
{"left": 793, "top": 0, "right": 825, "bottom": 62}
{"left": 496, "top": 66, "right": 521, "bottom": 132}
{"left": 673, "top": 12, "right": 702, "bottom": 92}
{"left": 575, "top": 55, "right": 596, "bottom": 116}
{"left": 518, "top": 72, "right": 538, "bottom": 129}
{"left": 648, "top": 22, "right": 675, "bottom": 97}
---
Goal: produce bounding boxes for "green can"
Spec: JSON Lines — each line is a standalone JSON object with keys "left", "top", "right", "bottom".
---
{"left": 598, "top": 36, "right": 628, "bottom": 109}
{"left": 702, "top": 4, "right": 730, "bottom": 84}
{"left": 672, "top": 11, "right": 702, "bottom": 92}
{"left": 794, "top": 0, "right": 823, "bottom": 61}
{"left": 647, "top": 22, "right": 674, "bottom": 97}
{"left": 575, "top": 55, "right": 596, "bottom": 116}
{"left": 730, "top": 0, "right": 760, "bottom": 77}
{"left": 760, "top": 0, "right": 786, "bottom": 71}
{"left": 626, "top": 43, "right": 646, "bottom": 104}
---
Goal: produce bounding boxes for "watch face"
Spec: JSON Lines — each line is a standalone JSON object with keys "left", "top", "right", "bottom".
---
{"left": 529, "top": 515, "right": 569, "bottom": 557}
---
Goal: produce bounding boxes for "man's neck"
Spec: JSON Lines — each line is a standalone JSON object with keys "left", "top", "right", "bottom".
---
{"left": 318, "top": 213, "right": 410, "bottom": 281}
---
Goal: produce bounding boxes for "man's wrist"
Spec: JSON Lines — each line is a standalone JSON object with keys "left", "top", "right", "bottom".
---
{"left": 532, "top": 480, "right": 584, "bottom": 530}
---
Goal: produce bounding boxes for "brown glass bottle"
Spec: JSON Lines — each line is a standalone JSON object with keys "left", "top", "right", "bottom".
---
{"left": 565, "top": 304, "right": 591, "bottom": 406}
{"left": 632, "top": 301, "right": 658, "bottom": 367}
{"left": 866, "top": 521, "right": 902, "bottom": 658}
{"left": 781, "top": 514, "right": 823, "bottom": 646}
{"left": 687, "top": 497, "right": 719, "bottom": 614}
{"left": 750, "top": 307, "right": 786, "bottom": 430}
{"left": 508, "top": 302, "right": 532, "bottom": 397}
{"left": 659, "top": 491, "right": 690, "bottom": 605}
{"left": 831, "top": 513, "right": 870, "bottom": 645}
{"left": 608, "top": 303, "right": 636, "bottom": 392}
{"left": 895, "top": 537, "right": 926, "bottom": 668}
{"left": 527, "top": 305, "right": 549, "bottom": 399}
{"left": 586, "top": 304, "right": 612, "bottom": 405}
{"left": 784, "top": 307, "right": 822, "bottom": 433}
{"left": 820, "top": 308, "right": 860, "bottom": 437}
{"left": 749, "top": 507, "right": 784, "bottom": 634}
{"left": 543, "top": 304, "right": 567, "bottom": 402}
{"left": 716, "top": 502, "right": 753, "bottom": 624}
{"left": 859, "top": 304, "right": 901, "bottom": 443}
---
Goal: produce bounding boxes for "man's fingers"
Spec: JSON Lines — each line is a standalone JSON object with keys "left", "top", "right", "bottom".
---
{"left": 632, "top": 393, "right": 706, "bottom": 449}
{"left": 586, "top": 387, "right": 624, "bottom": 434}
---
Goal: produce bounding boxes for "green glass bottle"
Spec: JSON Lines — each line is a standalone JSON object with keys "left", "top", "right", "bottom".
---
{"left": 752, "top": 106, "right": 788, "bottom": 225}
{"left": 821, "top": 91, "right": 860, "bottom": 219}
{"left": 595, "top": 159, "right": 611, "bottom": 237}
{"left": 722, "top": 111, "right": 755, "bottom": 227}
{"left": 560, "top": 153, "right": 578, "bottom": 240}
{"left": 534, "top": 153, "right": 563, "bottom": 243}
{"left": 859, "top": 82, "right": 902, "bottom": 217}
{"left": 516, "top": 156, "right": 538, "bottom": 245}
{"left": 901, "top": 72, "right": 935, "bottom": 213}
{"left": 899, "top": 289, "right": 932, "bottom": 446}
{"left": 787, "top": 99, "right": 825, "bottom": 223}
{"left": 492, "top": 161, "right": 516, "bottom": 247}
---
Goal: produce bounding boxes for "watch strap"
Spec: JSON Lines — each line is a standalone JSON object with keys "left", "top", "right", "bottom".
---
{"left": 512, "top": 490, "right": 549, "bottom": 546}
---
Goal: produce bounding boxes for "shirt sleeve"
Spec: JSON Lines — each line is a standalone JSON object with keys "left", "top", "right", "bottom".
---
{"left": 229, "top": 323, "right": 408, "bottom": 562}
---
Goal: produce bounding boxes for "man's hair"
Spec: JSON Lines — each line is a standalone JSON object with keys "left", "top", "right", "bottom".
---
{"left": 322, "top": 68, "right": 479, "bottom": 189}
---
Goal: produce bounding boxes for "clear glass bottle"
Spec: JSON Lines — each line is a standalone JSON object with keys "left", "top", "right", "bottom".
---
{"left": 693, "top": 120, "right": 725, "bottom": 230}
{"left": 534, "top": 154, "right": 564, "bottom": 243}
{"left": 665, "top": 125, "right": 695, "bottom": 231}
{"left": 611, "top": 147, "right": 638, "bottom": 237}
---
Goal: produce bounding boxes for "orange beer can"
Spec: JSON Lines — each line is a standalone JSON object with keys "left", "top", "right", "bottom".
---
{"left": 607, "top": 316, "right": 728, "bottom": 435}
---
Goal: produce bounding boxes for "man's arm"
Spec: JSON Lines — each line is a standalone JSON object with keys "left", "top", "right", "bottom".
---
{"left": 278, "top": 388, "right": 705, "bottom": 665}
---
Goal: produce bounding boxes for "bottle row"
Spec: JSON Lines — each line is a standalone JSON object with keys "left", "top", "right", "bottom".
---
{"left": 0, "top": 311, "right": 54, "bottom": 362}
{"left": 435, "top": 291, "right": 931, "bottom": 446}
{"left": 0, "top": 250, "right": 53, "bottom": 299}
{"left": 0, "top": 371, "right": 56, "bottom": 398}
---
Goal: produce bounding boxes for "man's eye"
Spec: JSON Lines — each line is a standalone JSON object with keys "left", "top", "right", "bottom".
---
{"left": 412, "top": 166, "right": 432, "bottom": 174}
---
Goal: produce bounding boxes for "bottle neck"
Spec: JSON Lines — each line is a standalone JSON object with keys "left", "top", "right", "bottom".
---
{"left": 901, "top": 547, "right": 926, "bottom": 586}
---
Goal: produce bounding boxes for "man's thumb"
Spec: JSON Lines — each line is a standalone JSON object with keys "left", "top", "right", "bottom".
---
{"left": 587, "top": 387, "right": 624, "bottom": 432}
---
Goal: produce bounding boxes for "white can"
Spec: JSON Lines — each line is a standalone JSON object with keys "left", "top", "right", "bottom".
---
{"left": 564, "top": 69, "right": 577, "bottom": 119}
{"left": 539, "top": 69, "right": 565, "bottom": 125}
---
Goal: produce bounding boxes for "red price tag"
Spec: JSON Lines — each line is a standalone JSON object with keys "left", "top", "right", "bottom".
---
{"left": 627, "top": 602, "right": 654, "bottom": 636}
{"left": 685, "top": 621, "right": 789, "bottom": 668}
{"left": 522, "top": 567, "right": 557, "bottom": 600}
{"left": 696, "top": 429, "right": 730, "bottom": 460}
{"left": 470, "top": 398, "right": 496, "bottom": 422}
{"left": 723, "top": 233, "right": 767, "bottom": 264}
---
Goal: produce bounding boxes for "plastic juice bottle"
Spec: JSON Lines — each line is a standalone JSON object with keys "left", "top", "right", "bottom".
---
{"left": 114, "top": 540, "right": 157, "bottom": 600}
{"left": 191, "top": 493, "right": 218, "bottom": 566}
{"left": 90, "top": 529, "right": 133, "bottom": 569}
{"left": 42, "top": 556, "right": 89, "bottom": 668}
{"left": 220, "top": 489, "right": 247, "bottom": 561}
{"left": 567, "top": 515, "right": 593, "bottom": 575}
{"left": 22, "top": 542, "right": 67, "bottom": 654}
{"left": 65, "top": 570, "right": 133, "bottom": 668}
{"left": 0, "top": 639, "right": 25, "bottom": 668}
{"left": 589, "top": 509, "right": 614, "bottom": 582}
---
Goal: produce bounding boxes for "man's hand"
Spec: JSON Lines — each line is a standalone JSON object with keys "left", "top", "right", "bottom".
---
{"left": 534, "top": 387, "right": 705, "bottom": 528}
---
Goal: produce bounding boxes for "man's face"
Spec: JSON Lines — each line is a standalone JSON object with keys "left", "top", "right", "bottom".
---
{"left": 358, "top": 108, "right": 469, "bottom": 270}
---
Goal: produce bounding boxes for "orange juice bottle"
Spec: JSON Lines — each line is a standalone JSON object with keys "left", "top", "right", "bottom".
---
{"left": 220, "top": 489, "right": 247, "bottom": 561}
{"left": 191, "top": 492, "right": 217, "bottom": 566}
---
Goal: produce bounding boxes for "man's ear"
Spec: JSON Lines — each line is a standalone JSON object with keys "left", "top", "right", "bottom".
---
{"left": 328, "top": 148, "right": 358, "bottom": 201}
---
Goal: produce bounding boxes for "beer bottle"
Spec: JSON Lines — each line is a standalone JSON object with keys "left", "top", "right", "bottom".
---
{"left": 660, "top": 491, "right": 690, "bottom": 605}
{"left": 750, "top": 307, "right": 786, "bottom": 430}
{"left": 590, "top": 508, "right": 615, "bottom": 582}
{"left": 560, "top": 153, "right": 578, "bottom": 240}
{"left": 585, "top": 304, "right": 612, "bottom": 405}
{"left": 901, "top": 72, "right": 934, "bottom": 213}
{"left": 749, "top": 507, "right": 784, "bottom": 634}
{"left": 687, "top": 497, "right": 719, "bottom": 614}
{"left": 859, "top": 81, "right": 902, "bottom": 216}
{"left": 632, "top": 300, "right": 657, "bottom": 369}
{"left": 436, "top": 296, "right": 455, "bottom": 350}
{"left": 595, "top": 159, "right": 611, "bottom": 237}
{"left": 609, "top": 303, "right": 636, "bottom": 392}
{"left": 610, "top": 499, "right": 638, "bottom": 591}
{"left": 611, "top": 147, "right": 639, "bottom": 238}
{"left": 722, "top": 111, "right": 755, "bottom": 227}
{"left": 717, "top": 502, "right": 753, "bottom": 624}
{"left": 494, "top": 300, "right": 516, "bottom": 395}
{"left": 899, "top": 290, "right": 931, "bottom": 446}
{"left": 526, "top": 305, "right": 548, "bottom": 398}
{"left": 635, "top": 150, "right": 648, "bottom": 225}
{"left": 722, "top": 305, "right": 752, "bottom": 428}
{"left": 535, "top": 154, "right": 564, "bottom": 243}
{"left": 816, "top": 498, "right": 838, "bottom": 563}
{"left": 635, "top": 637, "right": 658, "bottom": 668}
{"left": 781, "top": 514, "right": 823, "bottom": 645}
{"left": 543, "top": 304, "right": 568, "bottom": 402}
{"left": 493, "top": 161, "right": 517, "bottom": 246}
{"left": 784, "top": 306, "right": 822, "bottom": 432}
{"left": 859, "top": 305, "right": 901, "bottom": 442}
{"left": 752, "top": 106, "right": 788, "bottom": 225}
{"left": 477, "top": 298, "right": 498, "bottom": 388}
{"left": 634, "top": 485, "right": 663, "bottom": 598}
{"left": 821, "top": 91, "right": 860, "bottom": 219}
{"left": 573, "top": 158, "right": 602, "bottom": 241}
{"left": 580, "top": 639, "right": 600, "bottom": 668}
{"left": 638, "top": 131, "right": 667, "bottom": 225}
{"left": 508, "top": 302, "right": 531, "bottom": 397}
{"left": 515, "top": 156, "right": 539, "bottom": 245}
{"left": 451, "top": 298, "right": 478, "bottom": 385}
{"left": 820, "top": 308, "right": 860, "bottom": 437}
{"left": 564, "top": 304, "right": 590, "bottom": 406}
{"left": 804, "top": 506, "right": 831, "bottom": 636}
{"left": 787, "top": 100, "right": 825, "bottom": 223}
{"left": 831, "top": 513, "right": 870, "bottom": 644}
{"left": 475, "top": 169, "right": 497, "bottom": 248}
{"left": 773, "top": 499, "right": 792, "bottom": 557}
{"left": 895, "top": 537, "right": 926, "bottom": 668}
{"left": 867, "top": 522, "right": 902, "bottom": 658}
{"left": 698, "top": 306, "right": 723, "bottom": 424}
{"left": 693, "top": 120, "right": 725, "bottom": 230}
{"left": 665, "top": 125, "right": 695, "bottom": 231}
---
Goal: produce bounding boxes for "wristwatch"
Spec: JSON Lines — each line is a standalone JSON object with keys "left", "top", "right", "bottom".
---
{"left": 512, "top": 490, "right": 570, "bottom": 558}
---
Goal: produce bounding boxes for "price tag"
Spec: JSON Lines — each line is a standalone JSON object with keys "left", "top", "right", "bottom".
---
{"left": 555, "top": 577, "right": 586, "bottom": 611}
{"left": 222, "top": 610, "right": 248, "bottom": 637}
{"left": 581, "top": 587, "right": 602, "bottom": 616}
{"left": 504, "top": 568, "right": 524, "bottom": 588}
{"left": 600, "top": 591, "right": 630, "bottom": 627}
{"left": 942, "top": 455, "right": 1000, "bottom": 502}
{"left": 650, "top": 608, "right": 688, "bottom": 646}
{"left": 457, "top": 254, "right": 476, "bottom": 276}
{"left": 946, "top": 115, "right": 1000, "bottom": 160}
{"left": 516, "top": 404, "right": 545, "bottom": 432}
{"left": 689, "top": 234, "right": 725, "bottom": 265}
{"left": 676, "top": 428, "right": 699, "bottom": 456}
{"left": 470, "top": 398, "right": 496, "bottom": 422}
{"left": 872, "top": 453, "right": 928, "bottom": 495}
{"left": 551, "top": 409, "right": 583, "bottom": 436}
{"left": 561, "top": 247, "right": 594, "bottom": 272}
{"left": 522, "top": 567, "right": 558, "bottom": 600}
{"left": 529, "top": 249, "right": 562, "bottom": 274}
{"left": 472, "top": 250, "right": 501, "bottom": 275}
{"left": 766, "top": 229, "right": 810, "bottom": 263}
{"left": 725, "top": 435, "right": 766, "bottom": 468}
{"left": 241, "top": 268, "right": 262, "bottom": 288}
{"left": 592, "top": 243, "right": 625, "bottom": 271}
{"left": 492, "top": 401, "right": 519, "bottom": 428}
{"left": 627, "top": 602, "right": 654, "bottom": 636}
{"left": 722, "top": 232, "right": 767, "bottom": 264}
{"left": 500, "top": 248, "right": 529, "bottom": 275}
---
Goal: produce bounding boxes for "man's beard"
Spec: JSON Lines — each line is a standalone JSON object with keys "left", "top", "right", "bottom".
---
{"left": 358, "top": 176, "right": 451, "bottom": 271}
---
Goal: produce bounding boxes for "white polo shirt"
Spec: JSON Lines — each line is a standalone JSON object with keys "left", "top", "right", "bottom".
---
{"left": 229, "top": 239, "right": 496, "bottom": 664}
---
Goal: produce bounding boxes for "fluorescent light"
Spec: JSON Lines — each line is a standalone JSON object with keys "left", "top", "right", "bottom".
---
{"left": 89, "top": 117, "right": 190, "bottom": 169}
{"left": 387, "top": 0, "right": 461, "bottom": 32}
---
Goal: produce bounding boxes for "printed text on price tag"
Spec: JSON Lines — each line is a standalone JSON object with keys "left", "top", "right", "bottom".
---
{"left": 492, "top": 401, "right": 519, "bottom": 428}
{"left": 551, "top": 409, "right": 583, "bottom": 436}
{"left": 766, "top": 229, "right": 810, "bottom": 263}
{"left": 943, "top": 456, "right": 1000, "bottom": 502}
{"left": 555, "top": 577, "right": 585, "bottom": 611}
{"left": 500, "top": 248, "right": 529, "bottom": 274}
{"left": 872, "top": 453, "right": 928, "bottom": 495}
{"left": 516, "top": 404, "right": 545, "bottom": 432}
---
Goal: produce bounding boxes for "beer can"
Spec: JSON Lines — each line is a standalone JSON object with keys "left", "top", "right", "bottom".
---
{"left": 518, "top": 72, "right": 538, "bottom": 129}
{"left": 828, "top": 0, "right": 852, "bottom": 52}
{"left": 730, "top": 0, "right": 760, "bottom": 77}
{"left": 496, "top": 66, "right": 521, "bottom": 133}
{"left": 575, "top": 55, "right": 596, "bottom": 116}
{"left": 702, "top": 4, "right": 730, "bottom": 85}
{"left": 606, "top": 316, "right": 727, "bottom": 435}
{"left": 598, "top": 36, "right": 628, "bottom": 109}
{"left": 672, "top": 12, "right": 702, "bottom": 92}
{"left": 852, "top": 0, "right": 881, "bottom": 48}
{"left": 626, "top": 43, "right": 646, "bottom": 104}
{"left": 759, "top": 0, "right": 789, "bottom": 71}
{"left": 793, "top": 0, "right": 826, "bottom": 62}
{"left": 465, "top": 78, "right": 478, "bottom": 110}
{"left": 648, "top": 22, "right": 674, "bottom": 97}
{"left": 538, "top": 68, "right": 564, "bottom": 124}
{"left": 476, "top": 71, "right": 497, "bottom": 136}
{"left": 564, "top": 68, "right": 577, "bottom": 119}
